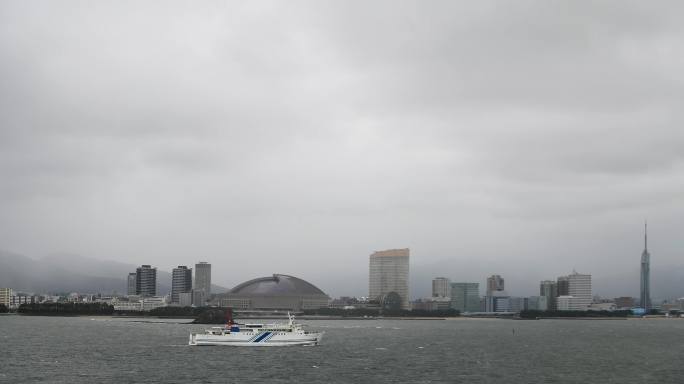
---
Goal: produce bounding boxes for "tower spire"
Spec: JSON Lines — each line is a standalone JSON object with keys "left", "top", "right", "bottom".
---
{"left": 644, "top": 220, "right": 648, "bottom": 251}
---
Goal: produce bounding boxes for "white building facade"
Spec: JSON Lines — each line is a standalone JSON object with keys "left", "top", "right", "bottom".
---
{"left": 432, "top": 277, "right": 451, "bottom": 298}
{"left": 369, "top": 249, "right": 410, "bottom": 310}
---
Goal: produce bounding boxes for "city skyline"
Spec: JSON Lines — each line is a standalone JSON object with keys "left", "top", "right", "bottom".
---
{"left": 0, "top": 224, "right": 679, "bottom": 301}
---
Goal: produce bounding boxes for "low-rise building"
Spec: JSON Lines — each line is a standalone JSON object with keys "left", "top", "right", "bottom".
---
{"left": 412, "top": 297, "right": 452, "bottom": 311}
{"left": 588, "top": 302, "right": 617, "bottom": 311}
{"left": 113, "top": 299, "right": 143, "bottom": 311}
{"left": 10, "top": 295, "right": 38, "bottom": 307}
{"left": 142, "top": 296, "right": 168, "bottom": 311}
{"left": 111, "top": 296, "right": 168, "bottom": 311}
{"left": 614, "top": 297, "right": 636, "bottom": 309}
{"left": 179, "top": 292, "right": 193, "bottom": 307}
{"left": 557, "top": 295, "right": 590, "bottom": 311}
{"left": 485, "top": 291, "right": 511, "bottom": 312}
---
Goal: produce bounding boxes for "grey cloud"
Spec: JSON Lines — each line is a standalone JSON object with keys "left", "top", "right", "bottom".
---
{"left": 1, "top": 1, "right": 683, "bottom": 299}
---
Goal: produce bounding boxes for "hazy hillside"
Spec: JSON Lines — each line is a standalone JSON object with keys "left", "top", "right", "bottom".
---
{"left": 0, "top": 250, "right": 227, "bottom": 295}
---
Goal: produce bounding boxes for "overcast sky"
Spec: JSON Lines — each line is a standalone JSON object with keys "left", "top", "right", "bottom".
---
{"left": 1, "top": 1, "right": 683, "bottom": 299}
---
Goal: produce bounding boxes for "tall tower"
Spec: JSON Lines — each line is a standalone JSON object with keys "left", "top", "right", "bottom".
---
{"left": 539, "top": 280, "right": 557, "bottom": 310}
{"left": 640, "top": 222, "right": 651, "bottom": 310}
{"left": 127, "top": 272, "right": 137, "bottom": 296}
{"left": 194, "top": 262, "right": 212, "bottom": 296}
{"left": 135, "top": 265, "right": 157, "bottom": 297}
{"left": 171, "top": 266, "right": 192, "bottom": 304}
{"left": 369, "top": 249, "right": 410, "bottom": 310}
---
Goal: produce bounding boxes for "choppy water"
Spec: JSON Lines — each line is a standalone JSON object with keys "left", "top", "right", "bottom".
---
{"left": 1, "top": 315, "right": 683, "bottom": 383}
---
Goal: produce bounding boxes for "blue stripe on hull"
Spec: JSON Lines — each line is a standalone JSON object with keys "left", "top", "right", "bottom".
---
{"left": 253, "top": 332, "right": 271, "bottom": 343}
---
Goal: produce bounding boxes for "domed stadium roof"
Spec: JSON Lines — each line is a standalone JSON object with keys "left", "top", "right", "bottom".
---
{"left": 230, "top": 274, "right": 327, "bottom": 297}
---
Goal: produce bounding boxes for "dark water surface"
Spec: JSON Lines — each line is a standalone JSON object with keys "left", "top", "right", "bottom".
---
{"left": 1, "top": 316, "right": 683, "bottom": 383}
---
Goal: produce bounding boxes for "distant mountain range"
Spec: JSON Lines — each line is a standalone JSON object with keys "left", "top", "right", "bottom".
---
{"left": 0, "top": 250, "right": 227, "bottom": 295}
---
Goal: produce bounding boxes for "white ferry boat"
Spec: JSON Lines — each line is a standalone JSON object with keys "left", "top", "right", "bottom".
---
{"left": 189, "top": 313, "right": 323, "bottom": 346}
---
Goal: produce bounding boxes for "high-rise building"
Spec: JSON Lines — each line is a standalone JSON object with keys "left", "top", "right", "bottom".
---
{"left": 556, "top": 271, "right": 592, "bottom": 310}
{"left": 568, "top": 272, "right": 591, "bottom": 310}
{"left": 171, "top": 266, "right": 193, "bottom": 304}
{"left": 640, "top": 222, "right": 651, "bottom": 310}
{"left": 556, "top": 276, "right": 570, "bottom": 296}
{"left": 432, "top": 277, "right": 451, "bottom": 298}
{"left": 135, "top": 265, "right": 157, "bottom": 297}
{"left": 194, "top": 262, "right": 212, "bottom": 299}
{"left": 127, "top": 273, "right": 137, "bottom": 296}
{"left": 486, "top": 275, "right": 504, "bottom": 295}
{"left": 0, "top": 288, "right": 12, "bottom": 308}
{"left": 450, "top": 282, "right": 480, "bottom": 313}
{"left": 369, "top": 248, "right": 410, "bottom": 310}
{"left": 539, "top": 280, "right": 557, "bottom": 310}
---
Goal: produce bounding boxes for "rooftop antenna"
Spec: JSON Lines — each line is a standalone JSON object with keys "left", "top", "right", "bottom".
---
{"left": 644, "top": 220, "right": 648, "bottom": 251}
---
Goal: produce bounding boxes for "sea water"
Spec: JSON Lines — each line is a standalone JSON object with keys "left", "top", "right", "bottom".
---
{"left": 1, "top": 316, "right": 683, "bottom": 383}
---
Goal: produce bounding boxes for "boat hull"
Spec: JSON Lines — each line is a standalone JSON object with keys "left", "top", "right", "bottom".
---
{"left": 189, "top": 332, "right": 324, "bottom": 347}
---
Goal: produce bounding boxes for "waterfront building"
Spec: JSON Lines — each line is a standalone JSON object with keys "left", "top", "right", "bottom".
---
{"left": 527, "top": 296, "right": 548, "bottom": 311}
{"left": 111, "top": 296, "right": 168, "bottom": 311}
{"left": 194, "top": 262, "right": 212, "bottom": 298}
{"left": 127, "top": 273, "right": 136, "bottom": 296}
{"left": 486, "top": 275, "right": 504, "bottom": 296}
{"left": 557, "top": 276, "right": 570, "bottom": 296}
{"left": 556, "top": 295, "right": 574, "bottom": 311}
{"left": 485, "top": 291, "right": 511, "bottom": 312}
{"left": 0, "top": 288, "right": 12, "bottom": 308}
{"left": 614, "top": 296, "right": 636, "bottom": 309}
{"left": 539, "top": 280, "right": 558, "bottom": 310}
{"left": 369, "top": 248, "right": 410, "bottom": 310}
{"left": 557, "top": 295, "right": 587, "bottom": 311}
{"left": 219, "top": 274, "right": 329, "bottom": 312}
{"left": 450, "top": 282, "right": 480, "bottom": 313}
{"left": 171, "top": 266, "right": 192, "bottom": 304}
{"left": 432, "top": 277, "right": 450, "bottom": 298}
{"left": 491, "top": 297, "right": 511, "bottom": 313}
{"left": 588, "top": 302, "right": 617, "bottom": 311}
{"left": 112, "top": 297, "right": 143, "bottom": 311}
{"left": 179, "top": 292, "right": 193, "bottom": 307}
{"left": 11, "top": 295, "right": 37, "bottom": 307}
{"left": 640, "top": 223, "right": 651, "bottom": 310}
{"left": 555, "top": 271, "right": 592, "bottom": 311}
{"left": 192, "top": 289, "right": 207, "bottom": 307}
{"left": 142, "top": 296, "right": 168, "bottom": 311}
{"left": 412, "top": 297, "right": 451, "bottom": 311}
{"left": 509, "top": 297, "right": 525, "bottom": 313}
{"left": 567, "top": 271, "right": 592, "bottom": 310}
{"left": 135, "top": 265, "right": 157, "bottom": 297}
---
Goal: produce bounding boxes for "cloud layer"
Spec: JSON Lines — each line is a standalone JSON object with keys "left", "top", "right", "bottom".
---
{"left": 1, "top": 1, "right": 683, "bottom": 298}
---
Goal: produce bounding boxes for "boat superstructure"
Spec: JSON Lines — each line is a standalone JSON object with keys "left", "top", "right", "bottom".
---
{"left": 189, "top": 312, "right": 323, "bottom": 346}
